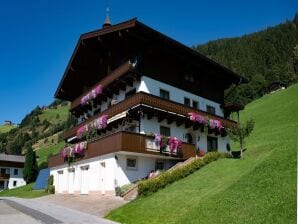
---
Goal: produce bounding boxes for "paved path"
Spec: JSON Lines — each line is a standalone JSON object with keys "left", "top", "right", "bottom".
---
{"left": 0, "top": 200, "right": 41, "bottom": 224}
{"left": 33, "top": 194, "right": 128, "bottom": 217}
{"left": 0, "top": 197, "right": 118, "bottom": 224}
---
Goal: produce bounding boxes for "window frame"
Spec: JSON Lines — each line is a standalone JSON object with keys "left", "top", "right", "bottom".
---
{"left": 126, "top": 157, "right": 138, "bottom": 170}
{"left": 13, "top": 169, "right": 18, "bottom": 176}
{"left": 206, "top": 105, "right": 216, "bottom": 115}
{"left": 192, "top": 100, "right": 199, "bottom": 109}
{"left": 160, "top": 126, "right": 171, "bottom": 137}
{"left": 207, "top": 136, "right": 218, "bottom": 152}
{"left": 184, "top": 97, "right": 191, "bottom": 107}
{"left": 159, "top": 89, "right": 170, "bottom": 100}
{"left": 13, "top": 181, "right": 17, "bottom": 187}
{"left": 155, "top": 159, "right": 166, "bottom": 171}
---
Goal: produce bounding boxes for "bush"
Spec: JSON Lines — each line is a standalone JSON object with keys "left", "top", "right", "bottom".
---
{"left": 45, "top": 175, "right": 55, "bottom": 194}
{"left": 115, "top": 183, "right": 135, "bottom": 196}
{"left": 138, "top": 152, "right": 230, "bottom": 196}
{"left": 48, "top": 185, "right": 55, "bottom": 194}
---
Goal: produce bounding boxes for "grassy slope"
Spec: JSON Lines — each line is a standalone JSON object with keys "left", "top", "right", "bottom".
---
{"left": 107, "top": 84, "right": 297, "bottom": 224}
{"left": 0, "top": 125, "right": 14, "bottom": 133}
{"left": 36, "top": 141, "right": 64, "bottom": 167}
{"left": 39, "top": 104, "right": 69, "bottom": 125}
{"left": 0, "top": 183, "right": 48, "bottom": 198}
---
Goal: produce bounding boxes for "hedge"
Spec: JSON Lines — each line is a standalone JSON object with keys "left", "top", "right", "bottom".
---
{"left": 138, "top": 152, "right": 230, "bottom": 196}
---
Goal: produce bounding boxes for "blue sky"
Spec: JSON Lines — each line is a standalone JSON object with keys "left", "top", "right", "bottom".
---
{"left": 0, "top": 0, "right": 297, "bottom": 124}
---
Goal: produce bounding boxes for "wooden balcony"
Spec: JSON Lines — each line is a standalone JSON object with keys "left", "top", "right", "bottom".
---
{"left": 64, "top": 92, "right": 236, "bottom": 140}
{"left": 70, "top": 61, "right": 135, "bottom": 112}
{"left": 0, "top": 173, "right": 10, "bottom": 180}
{"left": 48, "top": 131, "right": 196, "bottom": 168}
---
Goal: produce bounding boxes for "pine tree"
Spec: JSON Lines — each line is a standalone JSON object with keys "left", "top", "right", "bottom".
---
{"left": 23, "top": 144, "right": 38, "bottom": 183}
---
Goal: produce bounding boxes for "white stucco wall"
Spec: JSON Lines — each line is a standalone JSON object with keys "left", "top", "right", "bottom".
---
{"left": 140, "top": 115, "right": 229, "bottom": 152}
{"left": 0, "top": 167, "right": 26, "bottom": 190}
{"left": 50, "top": 153, "right": 117, "bottom": 194}
{"left": 50, "top": 152, "right": 178, "bottom": 195}
{"left": 8, "top": 167, "right": 26, "bottom": 189}
{"left": 137, "top": 76, "right": 224, "bottom": 117}
{"left": 78, "top": 75, "right": 224, "bottom": 124}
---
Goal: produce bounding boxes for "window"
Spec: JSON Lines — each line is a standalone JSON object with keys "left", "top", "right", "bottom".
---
{"left": 155, "top": 160, "right": 165, "bottom": 170}
{"left": 125, "top": 88, "right": 136, "bottom": 98}
{"left": 207, "top": 136, "right": 218, "bottom": 152}
{"left": 126, "top": 157, "right": 137, "bottom": 170}
{"left": 0, "top": 168, "right": 5, "bottom": 174}
{"left": 13, "top": 181, "right": 17, "bottom": 187}
{"left": 14, "top": 169, "right": 18, "bottom": 176}
{"left": 192, "top": 100, "right": 199, "bottom": 109}
{"left": 160, "top": 126, "right": 171, "bottom": 137}
{"left": 160, "top": 89, "right": 170, "bottom": 100}
{"left": 207, "top": 105, "right": 216, "bottom": 114}
{"left": 0, "top": 181, "right": 4, "bottom": 189}
{"left": 184, "top": 97, "right": 190, "bottom": 107}
{"left": 185, "top": 133, "right": 193, "bottom": 144}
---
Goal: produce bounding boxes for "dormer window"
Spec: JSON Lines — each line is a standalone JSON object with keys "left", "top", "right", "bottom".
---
{"left": 160, "top": 89, "right": 170, "bottom": 100}
{"left": 184, "top": 74, "right": 194, "bottom": 82}
{"left": 207, "top": 105, "right": 216, "bottom": 115}
{"left": 184, "top": 97, "right": 190, "bottom": 107}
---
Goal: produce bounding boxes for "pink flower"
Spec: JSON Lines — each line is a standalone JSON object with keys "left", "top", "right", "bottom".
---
{"left": 188, "top": 112, "right": 199, "bottom": 122}
{"left": 80, "top": 85, "right": 103, "bottom": 105}
{"left": 100, "top": 114, "right": 108, "bottom": 129}
{"left": 94, "top": 85, "right": 102, "bottom": 95}
{"left": 77, "top": 125, "right": 87, "bottom": 138}
{"left": 154, "top": 133, "right": 161, "bottom": 142}
{"left": 198, "top": 115, "right": 206, "bottom": 125}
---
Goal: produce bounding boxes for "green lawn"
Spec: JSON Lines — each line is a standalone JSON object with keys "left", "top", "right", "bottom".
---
{"left": 36, "top": 141, "right": 64, "bottom": 167}
{"left": 0, "top": 183, "right": 48, "bottom": 198}
{"left": 107, "top": 84, "right": 298, "bottom": 224}
{"left": 0, "top": 125, "right": 15, "bottom": 133}
{"left": 39, "top": 104, "right": 69, "bottom": 124}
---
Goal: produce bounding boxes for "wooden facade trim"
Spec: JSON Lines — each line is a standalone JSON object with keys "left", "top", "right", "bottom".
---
{"left": 81, "top": 18, "right": 137, "bottom": 39}
{"left": 70, "top": 61, "right": 134, "bottom": 111}
{"left": 0, "top": 161, "right": 24, "bottom": 168}
{"left": 48, "top": 131, "right": 196, "bottom": 168}
{"left": 0, "top": 173, "right": 10, "bottom": 180}
{"left": 64, "top": 92, "right": 236, "bottom": 139}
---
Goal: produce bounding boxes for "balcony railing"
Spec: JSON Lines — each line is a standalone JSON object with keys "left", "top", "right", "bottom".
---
{"left": 64, "top": 92, "right": 236, "bottom": 139}
{"left": 48, "top": 131, "right": 196, "bottom": 168}
{"left": 0, "top": 173, "right": 10, "bottom": 179}
{"left": 71, "top": 61, "right": 135, "bottom": 111}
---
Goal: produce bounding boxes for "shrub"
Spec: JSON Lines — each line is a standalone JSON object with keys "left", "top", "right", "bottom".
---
{"left": 48, "top": 185, "right": 55, "bottom": 194}
{"left": 45, "top": 175, "right": 55, "bottom": 194}
{"left": 138, "top": 152, "right": 230, "bottom": 196}
{"left": 115, "top": 183, "right": 135, "bottom": 196}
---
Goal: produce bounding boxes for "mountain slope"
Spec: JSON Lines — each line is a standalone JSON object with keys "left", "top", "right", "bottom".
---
{"left": 195, "top": 14, "right": 298, "bottom": 105}
{"left": 107, "top": 85, "right": 298, "bottom": 224}
{"left": 0, "top": 101, "right": 71, "bottom": 156}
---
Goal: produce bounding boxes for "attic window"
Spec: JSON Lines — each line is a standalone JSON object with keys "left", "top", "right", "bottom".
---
{"left": 184, "top": 74, "right": 194, "bottom": 82}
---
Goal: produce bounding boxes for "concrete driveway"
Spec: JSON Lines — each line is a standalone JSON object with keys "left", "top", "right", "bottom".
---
{"left": 33, "top": 194, "right": 128, "bottom": 217}
{"left": 0, "top": 196, "right": 122, "bottom": 224}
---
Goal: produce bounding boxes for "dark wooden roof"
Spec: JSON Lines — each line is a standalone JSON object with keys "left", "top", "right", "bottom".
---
{"left": 55, "top": 18, "right": 248, "bottom": 101}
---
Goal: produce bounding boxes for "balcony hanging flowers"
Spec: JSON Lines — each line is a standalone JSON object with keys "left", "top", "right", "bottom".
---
{"left": 188, "top": 112, "right": 226, "bottom": 136}
{"left": 153, "top": 133, "right": 183, "bottom": 155}
{"left": 80, "top": 84, "right": 103, "bottom": 105}
{"left": 61, "top": 141, "right": 88, "bottom": 165}
{"left": 77, "top": 114, "right": 108, "bottom": 139}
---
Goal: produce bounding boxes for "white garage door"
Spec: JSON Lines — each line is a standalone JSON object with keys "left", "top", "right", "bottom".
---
{"left": 80, "top": 166, "right": 89, "bottom": 195}
{"left": 57, "top": 170, "right": 63, "bottom": 193}
{"left": 68, "top": 168, "right": 75, "bottom": 194}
